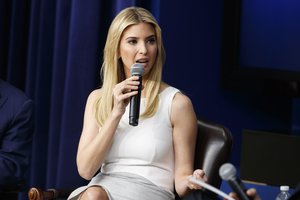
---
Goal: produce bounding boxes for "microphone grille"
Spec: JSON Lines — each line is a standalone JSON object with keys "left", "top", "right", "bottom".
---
{"left": 130, "top": 63, "right": 145, "bottom": 76}
{"left": 219, "top": 163, "right": 237, "bottom": 181}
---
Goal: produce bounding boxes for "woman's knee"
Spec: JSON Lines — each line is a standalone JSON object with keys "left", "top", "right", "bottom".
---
{"left": 80, "top": 186, "right": 109, "bottom": 200}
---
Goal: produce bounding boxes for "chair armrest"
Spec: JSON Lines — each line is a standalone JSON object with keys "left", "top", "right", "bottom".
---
{"left": 28, "top": 187, "right": 73, "bottom": 200}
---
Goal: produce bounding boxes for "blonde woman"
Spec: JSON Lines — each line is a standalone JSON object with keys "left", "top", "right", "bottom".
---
{"left": 68, "top": 7, "right": 206, "bottom": 200}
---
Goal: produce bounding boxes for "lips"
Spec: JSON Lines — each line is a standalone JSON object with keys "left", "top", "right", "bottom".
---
{"left": 136, "top": 58, "right": 148, "bottom": 63}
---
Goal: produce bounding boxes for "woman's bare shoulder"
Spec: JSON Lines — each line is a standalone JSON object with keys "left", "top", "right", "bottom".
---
{"left": 86, "top": 88, "right": 102, "bottom": 103}
{"left": 160, "top": 82, "right": 170, "bottom": 92}
{"left": 160, "top": 82, "right": 189, "bottom": 102}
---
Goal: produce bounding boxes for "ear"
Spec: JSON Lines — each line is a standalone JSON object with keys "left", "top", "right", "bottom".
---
{"left": 118, "top": 55, "right": 122, "bottom": 62}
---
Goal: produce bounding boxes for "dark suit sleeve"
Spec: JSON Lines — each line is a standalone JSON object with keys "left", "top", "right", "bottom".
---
{"left": 0, "top": 99, "right": 34, "bottom": 188}
{"left": 289, "top": 182, "right": 300, "bottom": 200}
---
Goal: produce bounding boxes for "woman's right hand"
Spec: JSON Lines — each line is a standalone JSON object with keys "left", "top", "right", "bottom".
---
{"left": 112, "top": 76, "right": 140, "bottom": 116}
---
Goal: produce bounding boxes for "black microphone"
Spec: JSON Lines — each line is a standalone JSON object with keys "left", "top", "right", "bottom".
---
{"left": 219, "top": 163, "right": 250, "bottom": 200}
{"left": 129, "top": 63, "right": 144, "bottom": 126}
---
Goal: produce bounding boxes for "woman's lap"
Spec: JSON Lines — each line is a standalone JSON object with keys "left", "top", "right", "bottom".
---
{"left": 68, "top": 172, "right": 174, "bottom": 200}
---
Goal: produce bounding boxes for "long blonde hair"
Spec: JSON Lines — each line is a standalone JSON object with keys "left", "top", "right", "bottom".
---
{"left": 94, "top": 7, "right": 166, "bottom": 126}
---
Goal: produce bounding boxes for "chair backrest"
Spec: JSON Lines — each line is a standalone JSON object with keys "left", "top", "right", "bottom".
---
{"left": 194, "top": 119, "right": 233, "bottom": 189}
{"left": 175, "top": 119, "right": 233, "bottom": 200}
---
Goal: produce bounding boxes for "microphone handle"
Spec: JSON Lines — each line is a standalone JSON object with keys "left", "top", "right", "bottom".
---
{"left": 129, "top": 75, "right": 142, "bottom": 126}
{"left": 228, "top": 179, "right": 250, "bottom": 200}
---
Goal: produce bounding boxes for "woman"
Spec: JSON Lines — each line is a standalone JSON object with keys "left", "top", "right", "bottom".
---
{"left": 68, "top": 6, "right": 206, "bottom": 200}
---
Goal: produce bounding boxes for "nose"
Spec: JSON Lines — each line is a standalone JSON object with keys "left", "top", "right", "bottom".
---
{"left": 138, "top": 42, "right": 147, "bottom": 55}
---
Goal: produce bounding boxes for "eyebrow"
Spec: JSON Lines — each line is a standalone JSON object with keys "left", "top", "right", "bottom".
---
{"left": 125, "top": 34, "right": 156, "bottom": 40}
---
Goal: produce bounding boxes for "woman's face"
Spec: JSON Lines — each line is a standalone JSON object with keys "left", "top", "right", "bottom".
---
{"left": 119, "top": 22, "right": 158, "bottom": 78}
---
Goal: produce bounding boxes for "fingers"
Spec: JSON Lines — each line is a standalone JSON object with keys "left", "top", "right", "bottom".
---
{"left": 188, "top": 169, "right": 208, "bottom": 190}
{"left": 246, "top": 188, "right": 261, "bottom": 200}
{"left": 193, "top": 169, "right": 208, "bottom": 182}
{"left": 246, "top": 188, "right": 257, "bottom": 196}
{"left": 188, "top": 182, "right": 201, "bottom": 190}
{"left": 113, "top": 77, "right": 140, "bottom": 97}
{"left": 112, "top": 76, "right": 141, "bottom": 113}
{"left": 228, "top": 188, "right": 261, "bottom": 200}
{"left": 114, "top": 76, "right": 140, "bottom": 95}
{"left": 187, "top": 175, "right": 202, "bottom": 190}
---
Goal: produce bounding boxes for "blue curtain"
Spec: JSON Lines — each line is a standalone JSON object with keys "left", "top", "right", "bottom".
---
{"left": 2, "top": 1, "right": 296, "bottom": 199}
{"left": 0, "top": 0, "right": 160, "bottom": 197}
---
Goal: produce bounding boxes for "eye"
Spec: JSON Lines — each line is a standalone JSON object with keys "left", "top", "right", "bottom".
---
{"left": 128, "top": 39, "right": 137, "bottom": 45}
{"left": 147, "top": 37, "right": 156, "bottom": 44}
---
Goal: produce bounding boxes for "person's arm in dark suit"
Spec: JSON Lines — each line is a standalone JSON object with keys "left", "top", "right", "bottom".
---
{"left": 289, "top": 183, "right": 300, "bottom": 200}
{"left": 0, "top": 98, "right": 34, "bottom": 189}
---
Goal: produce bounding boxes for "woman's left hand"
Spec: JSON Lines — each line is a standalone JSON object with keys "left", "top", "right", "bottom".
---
{"left": 187, "top": 169, "right": 208, "bottom": 190}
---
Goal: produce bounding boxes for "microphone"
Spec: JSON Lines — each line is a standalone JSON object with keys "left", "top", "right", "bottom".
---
{"left": 219, "top": 163, "right": 250, "bottom": 200}
{"left": 129, "top": 63, "right": 144, "bottom": 126}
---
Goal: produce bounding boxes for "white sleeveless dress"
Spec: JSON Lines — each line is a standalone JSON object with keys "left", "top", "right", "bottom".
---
{"left": 68, "top": 87, "right": 180, "bottom": 200}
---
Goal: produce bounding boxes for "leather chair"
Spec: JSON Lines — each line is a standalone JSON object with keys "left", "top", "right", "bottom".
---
{"left": 28, "top": 119, "right": 233, "bottom": 200}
